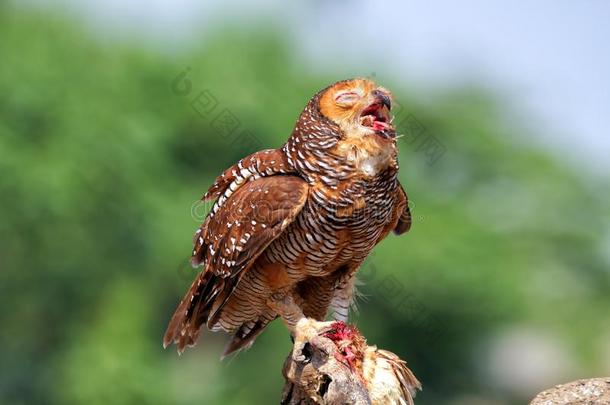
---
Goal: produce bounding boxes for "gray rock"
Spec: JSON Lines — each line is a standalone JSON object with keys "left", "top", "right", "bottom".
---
{"left": 530, "top": 377, "right": 610, "bottom": 405}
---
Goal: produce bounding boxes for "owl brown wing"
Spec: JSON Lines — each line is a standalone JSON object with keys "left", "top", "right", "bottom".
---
{"left": 164, "top": 174, "right": 309, "bottom": 352}
{"left": 197, "top": 175, "right": 308, "bottom": 279}
{"left": 392, "top": 181, "right": 411, "bottom": 235}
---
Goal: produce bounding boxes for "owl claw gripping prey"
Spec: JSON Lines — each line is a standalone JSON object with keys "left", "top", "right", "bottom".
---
{"left": 164, "top": 78, "right": 413, "bottom": 357}
{"left": 291, "top": 318, "right": 336, "bottom": 363}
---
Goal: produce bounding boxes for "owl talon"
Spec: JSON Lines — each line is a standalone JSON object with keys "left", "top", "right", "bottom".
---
{"left": 292, "top": 341, "right": 311, "bottom": 363}
{"left": 291, "top": 318, "right": 335, "bottom": 363}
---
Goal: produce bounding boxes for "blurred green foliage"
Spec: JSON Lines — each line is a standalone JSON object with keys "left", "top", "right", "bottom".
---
{"left": 1, "top": 5, "right": 609, "bottom": 405}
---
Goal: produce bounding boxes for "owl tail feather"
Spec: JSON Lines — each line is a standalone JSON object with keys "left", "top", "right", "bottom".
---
{"left": 163, "top": 270, "right": 221, "bottom": 354}
{"left": 222, "top": 315, "right": 277, "bottom": 358}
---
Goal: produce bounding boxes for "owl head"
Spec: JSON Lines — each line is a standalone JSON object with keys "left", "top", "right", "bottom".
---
{"left": 286, "top": 78, "right": 399, "bottom": 179}
{"left": 317, "top": 78, "right": 395, "bottom": 140}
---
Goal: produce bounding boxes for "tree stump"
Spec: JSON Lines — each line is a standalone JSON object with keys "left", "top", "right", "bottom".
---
{"left": 280, "top": 321, "right": 421, "bottom": 405}
{"left": 281, "top": 335, "right": 372, "bottom": 404}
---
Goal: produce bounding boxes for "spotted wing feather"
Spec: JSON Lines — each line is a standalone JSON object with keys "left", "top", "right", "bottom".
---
{"left": 201, "top": 176, "right": 308, "bottom": 279}
{"left": 201, "top": 148, "right": 291, "bottom": 202}
{"left": 193, "top": 148, "right": 291, "bottom": 269}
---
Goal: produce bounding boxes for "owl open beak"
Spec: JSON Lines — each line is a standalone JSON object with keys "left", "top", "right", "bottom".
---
{"left": 359, "top": 100, "right": 394, "bottom": 138}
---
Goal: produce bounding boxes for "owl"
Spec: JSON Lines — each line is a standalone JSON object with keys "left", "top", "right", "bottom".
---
{"left": 164, "top": 78, "right": 412, "bottom": 359}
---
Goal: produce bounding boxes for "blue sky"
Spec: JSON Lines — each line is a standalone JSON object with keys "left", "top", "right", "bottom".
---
{"left": 32, "top": 0, "right": 610, "bottom": 174}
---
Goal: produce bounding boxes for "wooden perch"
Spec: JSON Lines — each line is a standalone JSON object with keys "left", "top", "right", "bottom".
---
{"left": 280, "top": 321, "right": 421, "bottom": 405}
